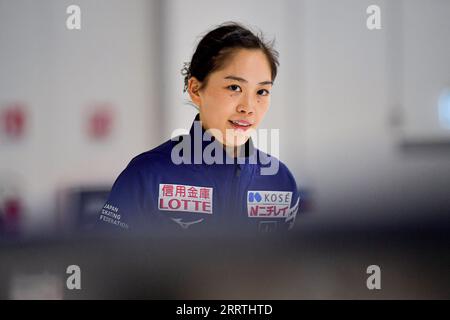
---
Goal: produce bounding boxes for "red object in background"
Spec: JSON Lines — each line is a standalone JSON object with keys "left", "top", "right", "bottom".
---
{"left": 0, "top": 197, "right": 22, "bottom": 235}
{"left": 87, "top": 104, "right": 114, "bottom": 140}
{"left": 1, "top": 103, "right": 26, "bottom": 140}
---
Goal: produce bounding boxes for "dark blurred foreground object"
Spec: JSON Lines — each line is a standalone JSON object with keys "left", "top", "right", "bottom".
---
{"left": 0, "top": 219, "right": 449, "bottom": 300}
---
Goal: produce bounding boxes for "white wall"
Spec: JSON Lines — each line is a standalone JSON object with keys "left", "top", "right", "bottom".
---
{"left": 302, "top": 0, "right": 450, "bottom": 226}
{"left": 400, "top": 0, "right": 450, "bottom": 141}
{"left": 0, "top": 0, "right": 161, "bottom": 233}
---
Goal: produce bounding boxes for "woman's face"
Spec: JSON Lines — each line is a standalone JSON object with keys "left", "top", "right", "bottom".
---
{"left": 189, "top": 49, "right": 273, "bottom": 147}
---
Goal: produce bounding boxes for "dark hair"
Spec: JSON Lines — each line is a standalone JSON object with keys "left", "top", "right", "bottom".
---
{"left": 181, "top": 21, "right": 279, "bottom": 93}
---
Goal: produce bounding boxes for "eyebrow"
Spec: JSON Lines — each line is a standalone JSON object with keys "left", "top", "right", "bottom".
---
{"left": 224, "top": 75, "right": 273, "bottom": 86}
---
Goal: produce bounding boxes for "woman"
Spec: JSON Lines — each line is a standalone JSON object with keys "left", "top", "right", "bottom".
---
{"left": 98, "top": 22, "right": 300, "bottom": 234}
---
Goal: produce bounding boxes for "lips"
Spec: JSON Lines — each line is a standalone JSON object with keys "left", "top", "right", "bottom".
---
{"left": 228, "top": 119, "right": 253, "bottom": 131}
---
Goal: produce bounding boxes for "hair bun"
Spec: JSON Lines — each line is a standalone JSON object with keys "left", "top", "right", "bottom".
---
{"left": 181, "top": 62, "right": 191, "bottom": 93}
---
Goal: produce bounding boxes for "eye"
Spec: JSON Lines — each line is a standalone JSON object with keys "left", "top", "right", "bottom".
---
{"left": 227, "top": 84, "right": 242, "bottom": 92}
{"left": 257, "top": 89, "right": 270, "bottom": 96}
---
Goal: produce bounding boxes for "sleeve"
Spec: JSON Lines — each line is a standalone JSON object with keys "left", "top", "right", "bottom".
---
{"left": 283, "top": 166, "right": 301, "bottom": 231}
{"left": 96, "top": 161, "right": 146, "bottom": 232}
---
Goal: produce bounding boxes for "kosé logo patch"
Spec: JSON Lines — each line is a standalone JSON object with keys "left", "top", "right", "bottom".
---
{"left": 158, "top": 184, "right": 213, "bottom": 214}
{"left": 247, "top": 191, "right": 292, "bottom": 218}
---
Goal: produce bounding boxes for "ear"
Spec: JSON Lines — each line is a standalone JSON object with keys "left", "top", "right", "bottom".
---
{"left": 187, "top": 77, "right": 202, "bottom": 107}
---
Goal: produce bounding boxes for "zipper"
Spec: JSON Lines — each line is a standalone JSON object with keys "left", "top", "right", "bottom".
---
{"left": 235, "top": 163, "right": 241, "bottom": 178}
{"left": 231, "top": 164, "right": 242, "bottom": 223}
{"left": 222, "top": 163, "right": 242, "bottom": 227}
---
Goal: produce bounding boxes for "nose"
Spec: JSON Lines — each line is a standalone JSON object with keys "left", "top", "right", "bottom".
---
{"left": 236, "top": 93, "right": 255, "bottom": 115}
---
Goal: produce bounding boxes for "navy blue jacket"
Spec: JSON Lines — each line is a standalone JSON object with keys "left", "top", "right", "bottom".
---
{"left": 98, "top": 114, "right": 300, "bottom": 234}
